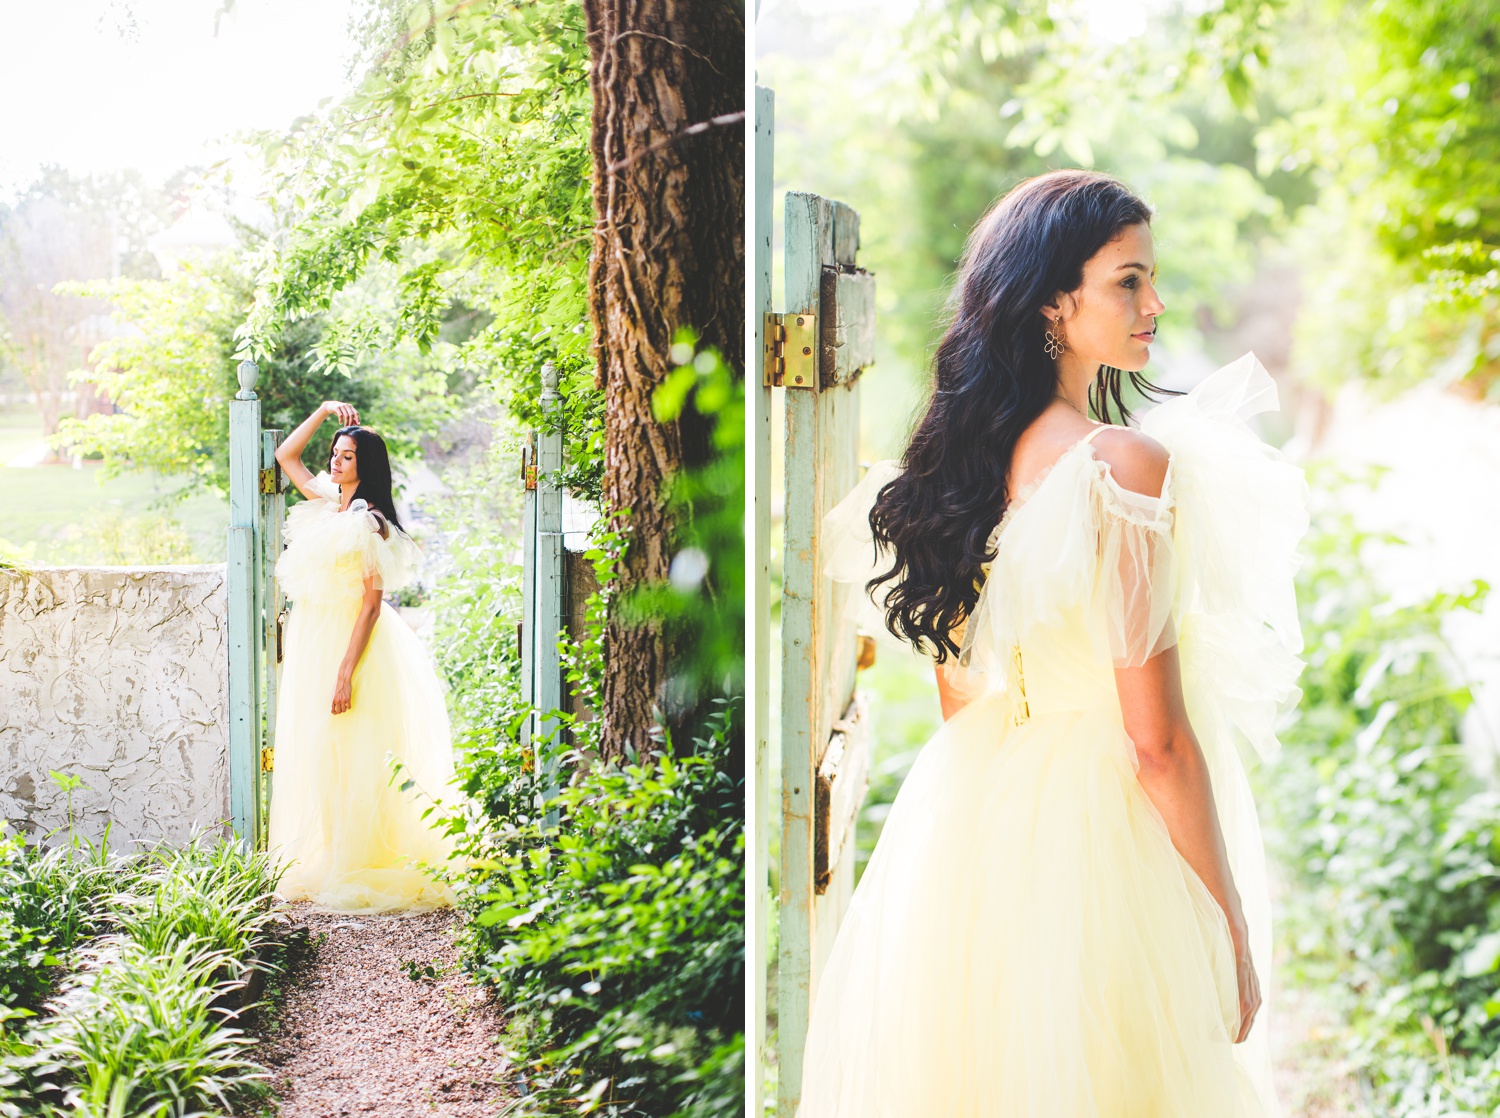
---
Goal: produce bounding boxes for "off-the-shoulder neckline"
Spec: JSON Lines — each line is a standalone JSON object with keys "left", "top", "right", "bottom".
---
{"left": 998, "top": 431, "right": 1174, "bottom": 535}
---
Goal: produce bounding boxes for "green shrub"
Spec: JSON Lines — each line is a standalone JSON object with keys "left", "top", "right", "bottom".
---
{"left": 456, "top": 703, "right": 743, "bottom": 1117}
{"left": 1261, "top": 468, "right": 1500, "bottom": 1112}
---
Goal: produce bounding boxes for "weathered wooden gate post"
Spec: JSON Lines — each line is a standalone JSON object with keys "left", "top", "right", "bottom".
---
{"left": 518, "top": 363, "right": 566, "bottom": 825}
{"left": 751, "top": 81, "right": 775, "bottom": 1118}
{"left": 534, "top": 361, "right": 565, "bottom": 824}
{"left": 260, "top": 427, "right": 287, "bottom": 837}
{"left": 227, "top": 360, "right": 264, "bottom": 848}
{"left": 777, "top": 193, "right": 877, "bottom": 1117}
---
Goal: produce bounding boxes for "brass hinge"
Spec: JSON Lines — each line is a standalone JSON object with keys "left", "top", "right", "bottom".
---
{"left": 260, "top": 746, "right": 274, "bottom": 772}
{"left": 524, "top": 464, "right": 538, "bottom": 490}
{"left": 762, "top": 311, "right": 816, "bottom": 388}
{"left": 259, "top": 465, "right": 283, "bottom": 495}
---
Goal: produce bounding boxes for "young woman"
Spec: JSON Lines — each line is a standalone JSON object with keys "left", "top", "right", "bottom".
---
{"left": 268, "top": 401, "right": 457, "bottom": 912}
{"left": 802, "top": 171, "right": 1306, "bottom": 1114}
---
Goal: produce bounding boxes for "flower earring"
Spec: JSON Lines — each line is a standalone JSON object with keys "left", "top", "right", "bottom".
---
{"left": 1043, "top": 317, "right": 1068, "bottom": 360}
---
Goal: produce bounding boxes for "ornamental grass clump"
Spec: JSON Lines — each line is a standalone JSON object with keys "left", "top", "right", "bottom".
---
{"left": 0, "top": 834, "right": 289, "bottom": 1117}
{"left": 108, "top": 839, "right": 285, "bottom": 964}
{"left": 13, "top": 937, "right": 263, "bottom": 1117}
{"left": 0, "top": 827, "right": 120, "bottom": 1013}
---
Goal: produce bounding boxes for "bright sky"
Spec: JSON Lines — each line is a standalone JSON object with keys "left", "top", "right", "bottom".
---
{"left": 0, "top": 0, "right": 360, "bottom": 200}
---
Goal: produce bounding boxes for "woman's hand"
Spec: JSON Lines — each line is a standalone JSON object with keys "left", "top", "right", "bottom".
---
{"left": 331, "top": 669, "right": 353, "bottom": 715}
{"left": 1234, "top": 942, "right": 1262, "bottom": 1043}
{"left": 322, "top": 400, "right": 360, "bottom": 427}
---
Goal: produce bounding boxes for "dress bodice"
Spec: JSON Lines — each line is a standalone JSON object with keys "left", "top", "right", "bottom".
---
{"left": 825, "top": 352, "right": 1308, "bottom": 761}
{"left": 276, "top": 472, "right": 421, "bottom": 607}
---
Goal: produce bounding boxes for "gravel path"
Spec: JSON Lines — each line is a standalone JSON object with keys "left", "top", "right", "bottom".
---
{"left": 254, "top": 904, "right": 513, "bottom": 1117}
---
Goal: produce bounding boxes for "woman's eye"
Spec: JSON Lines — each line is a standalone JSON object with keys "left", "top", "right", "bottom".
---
{"left": 1122, "top": 276, "right": 1137, "bottom": 288}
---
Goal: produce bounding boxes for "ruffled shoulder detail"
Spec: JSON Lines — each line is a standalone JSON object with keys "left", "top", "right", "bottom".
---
{"left": 822, "top": 459, "right": 907, "bottom": 648}
{"left": 958, "top": 443, "right": 1177, "bottom": 689}
{"left": 308, "top": 469, "right": 341, "bottom": 503}
{"left": 1139, "top": 353, "right": 1309, "bottom": 761}
{"left": 277, "top": 485, "right": 421, "bottom": 604}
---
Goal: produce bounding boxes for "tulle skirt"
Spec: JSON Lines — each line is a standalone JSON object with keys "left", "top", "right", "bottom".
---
{"left": 798, "top": 689, "right": 1273, "bottom": 1117}
{"left": 268, "top": 598, "right": 458, "bottom": 912}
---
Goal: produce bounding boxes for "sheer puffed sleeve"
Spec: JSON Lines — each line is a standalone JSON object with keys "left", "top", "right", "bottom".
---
{"left": 822, "top": 460, "right": 914, "bottom": 650}
{"left": 1095, "top": 475, "right": 1178, "bottom": 668}
{"left": 278, "top": 486, "right": 422, "bottom": 604}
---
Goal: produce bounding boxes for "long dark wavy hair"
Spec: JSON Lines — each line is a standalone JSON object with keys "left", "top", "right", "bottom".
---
{"left": 869, "top": 170, "right": 1175, "bottom": 661}
{"left": 328, "top": 426, "right": 403, "bottom": 531}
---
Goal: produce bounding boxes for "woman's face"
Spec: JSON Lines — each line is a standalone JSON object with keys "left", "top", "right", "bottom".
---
{"left": 329, "top": 435, "right": 360, "bottom": 487}
{"left": 1052, "top": 222, "right": 1165, "bottom": 374}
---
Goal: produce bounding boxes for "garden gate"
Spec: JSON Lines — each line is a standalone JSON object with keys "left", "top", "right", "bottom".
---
{"left": 755, "top": 84, "right": 880, "bottom": 1118}
{"left": 226, "top": 359, "right": 286, "bottom": 852}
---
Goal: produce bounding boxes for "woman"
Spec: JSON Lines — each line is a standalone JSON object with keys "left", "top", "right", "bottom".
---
{"left": 268, "top": 400, "right": 457, "bottom": 912}
{"left": 803, "top": 171, "right": 1306, "bottom": 1115}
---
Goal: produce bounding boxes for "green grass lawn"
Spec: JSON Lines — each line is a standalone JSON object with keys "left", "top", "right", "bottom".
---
{"left": 0, "top": 403, "right": 227, "bottom": 565}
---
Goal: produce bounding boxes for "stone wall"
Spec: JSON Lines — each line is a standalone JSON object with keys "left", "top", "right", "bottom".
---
{"left": 0, "top": 566, "right": 230, "bottom": 850}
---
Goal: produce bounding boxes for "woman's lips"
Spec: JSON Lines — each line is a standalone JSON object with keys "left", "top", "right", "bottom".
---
{"left": 1132, "top": 329, "right": 1156, "bottom": 341}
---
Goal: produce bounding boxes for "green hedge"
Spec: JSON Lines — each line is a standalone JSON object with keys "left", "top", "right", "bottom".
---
{"left": 1261, "top": 469, "right": 1500, "bottom": 1114}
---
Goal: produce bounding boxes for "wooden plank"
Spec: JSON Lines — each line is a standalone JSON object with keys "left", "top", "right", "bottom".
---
{"left": 519, "top": 434, "right": 537, "bottom": 757}
{"left": 751, "top": 82, "right": 774, "bottom": 1118}
{"left": 780, "top": 191, "right": 875, "bottom": 1118}
{"left": 830, "top": 202, "right": 860, "bottom": 269}
{"left": 779, "top": 190, "right": 840, "bottom": 1118}
{"left": 226, "top": 523, "right": 256, "bottom": 845}
{"left": 260, "top": 429, "right": 285, "bottom": 851}
{"left": 820, "top": 269, "right": 877, "bottom": 386}
{"left": 535, "top": 367, "right": 565, "bottom": 824}
{"left": 227, "top": 394, "right": 262, "bottom": 847}
{"left": 814, "top": 695, "right": 870, "bottom": 893}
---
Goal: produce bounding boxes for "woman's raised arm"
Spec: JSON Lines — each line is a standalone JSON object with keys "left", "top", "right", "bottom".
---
{"left": 274, "top": 401, "right": 360, "bottom": 501}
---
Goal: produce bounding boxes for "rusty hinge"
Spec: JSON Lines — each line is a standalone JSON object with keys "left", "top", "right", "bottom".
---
{"left": 260, "top": 746, "right": 274, "bottom": 772}
{"left": 762, "top": 311, "right": 816, "bottom": 388}
{"left": 521, "top": 439, "right": 538, "bottom": 490}
{"left": 259, "top": 465, "right": 283, "bottom": 495}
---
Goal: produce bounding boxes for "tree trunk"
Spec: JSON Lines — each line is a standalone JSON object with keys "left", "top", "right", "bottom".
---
{"left": 583, "top": 0, "right": 744, "bottom": 759}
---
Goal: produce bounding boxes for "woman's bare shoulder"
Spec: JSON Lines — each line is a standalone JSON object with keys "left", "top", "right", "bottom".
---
{"left": 1089, "top": 426, "right": 1169, "bottom": 498}
{"left": 1009, "top": 408, "right": 1097, "bottom": 496}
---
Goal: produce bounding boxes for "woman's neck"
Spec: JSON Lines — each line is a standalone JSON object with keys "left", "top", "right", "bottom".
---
{"left": 1055, "top": 357, "right": 1095, "bottom": 418}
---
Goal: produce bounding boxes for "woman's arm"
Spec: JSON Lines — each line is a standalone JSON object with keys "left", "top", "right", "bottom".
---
{"left": 935, "top": 661, "right": 973, "bottom": 720}
{"left": 332, "top": 574, "right": 383, "bottom": 715}
{"left": 1096, "top": 426, "right": 1260, "bottom": 1043}
{"left": 1114, "top": 650, "right": 1259, "bottom": 1041}
{"left": 275, "top": 400, "right": 360, "bottom": 502}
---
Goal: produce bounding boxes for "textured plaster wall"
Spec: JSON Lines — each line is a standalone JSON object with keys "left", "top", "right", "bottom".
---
{"left": 0, "top": 566, "right": 230, "bottom": 850}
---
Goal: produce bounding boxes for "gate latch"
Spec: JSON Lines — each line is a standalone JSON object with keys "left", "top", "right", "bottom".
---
{"left": 763, "top": 312, "right": 816, "bottom": 388}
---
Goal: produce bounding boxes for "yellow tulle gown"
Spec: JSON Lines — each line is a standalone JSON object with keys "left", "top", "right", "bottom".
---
{"left": 268, "top": 472, "right": 457, "bottom": 912}
{"left": 801, "top": 354, "right": 1307, "bottom": 1117}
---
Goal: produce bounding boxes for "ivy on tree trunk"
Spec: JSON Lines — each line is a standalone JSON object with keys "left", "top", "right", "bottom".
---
{"left": 583, "top": 0, "right": 744, "bottom": 758}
